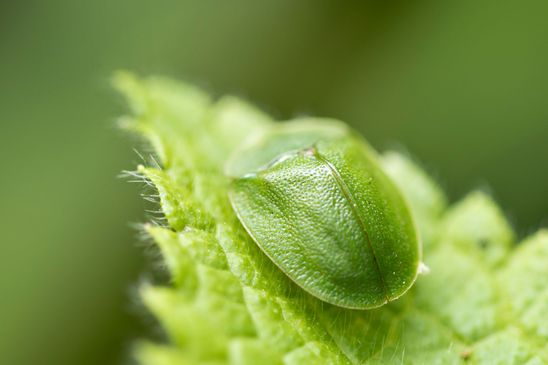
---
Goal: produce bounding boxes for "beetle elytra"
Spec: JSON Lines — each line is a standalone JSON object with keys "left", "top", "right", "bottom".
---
{"left": 226, "top": 119, "right": 421, "bottom": 309}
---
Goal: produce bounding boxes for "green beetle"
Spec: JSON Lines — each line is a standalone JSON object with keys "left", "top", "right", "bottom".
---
{"left": 226, "top": 119, "right": 422, "bottom": 309}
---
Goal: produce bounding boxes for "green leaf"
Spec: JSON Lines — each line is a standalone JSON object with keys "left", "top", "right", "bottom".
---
{"left": 115, "top": 72, "right": 548, "bottom": 365}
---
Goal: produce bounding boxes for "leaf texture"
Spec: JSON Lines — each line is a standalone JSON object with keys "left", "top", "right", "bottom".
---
{"left": 115, "top": 72, "right": 548, "bottom": 365}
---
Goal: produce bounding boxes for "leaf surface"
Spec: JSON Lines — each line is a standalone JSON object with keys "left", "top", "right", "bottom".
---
{"left": 116, "top": 72, "right": 548, "bottom": 365}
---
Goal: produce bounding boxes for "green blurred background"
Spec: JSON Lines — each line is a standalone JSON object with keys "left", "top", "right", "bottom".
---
{"left": 1, "top": 1, "right": 546, "bottom": 364}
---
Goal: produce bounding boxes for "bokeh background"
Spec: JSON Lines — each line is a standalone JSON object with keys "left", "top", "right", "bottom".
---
{"left": 1, "top": 1, "right": 547, "bottom": 364}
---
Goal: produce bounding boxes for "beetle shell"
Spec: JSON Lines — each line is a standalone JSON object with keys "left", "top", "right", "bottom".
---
{"left": 226, "top": 119, "right": 421, "bottom": 309}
